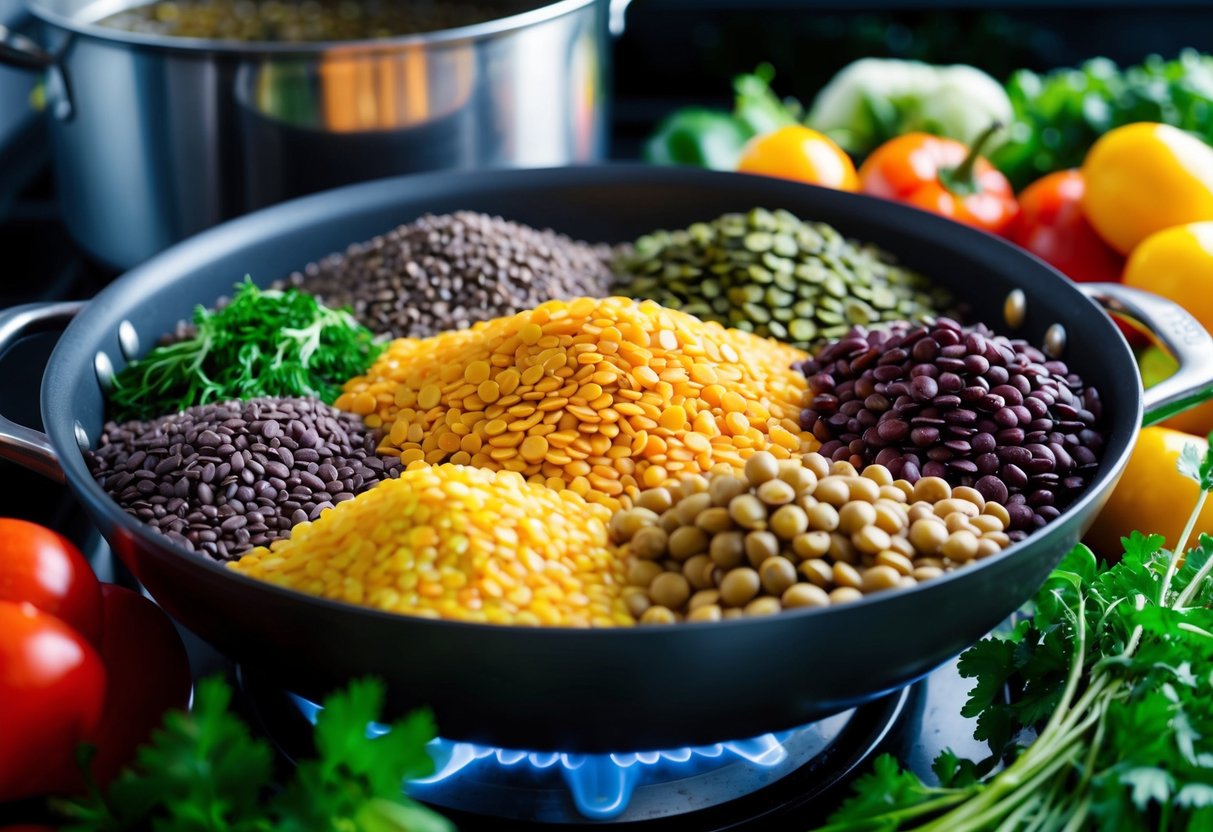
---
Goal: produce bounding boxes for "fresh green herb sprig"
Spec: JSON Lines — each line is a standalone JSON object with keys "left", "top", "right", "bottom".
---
{"left": 993, "top": 50, "right": 1213, "bottom": 189}
{"left": 59, "top": 676, "right": 454, "bottom": 832}
{"left": 109, "top": 280, "right": 383, "bottom": 422}
{"left": 817, "top": 431, "right": 1213, "bottom": 831}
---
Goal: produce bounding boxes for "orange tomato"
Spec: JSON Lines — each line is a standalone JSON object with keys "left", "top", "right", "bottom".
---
{"left": 736, "top": 126, "right": 859, "bottom": 191}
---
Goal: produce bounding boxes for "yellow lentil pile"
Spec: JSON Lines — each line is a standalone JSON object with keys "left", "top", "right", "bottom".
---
{"left": 611, "top": 451, "right": 1014, "bottom": 624}
{"left": 334, "top": 297, "right": 817, "bottom": 510}
{"left": 229, "top": 464, "right": 634, "bottom": 627}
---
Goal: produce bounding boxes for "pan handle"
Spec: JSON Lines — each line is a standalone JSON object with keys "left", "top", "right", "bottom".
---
{"left": 0, "top": 302, "right": 85, "bottom": 482}
{"left": 1078, "top": 282, "right": 1213, "bottom": 426}
{"left": 0, "top": 24, "right": 55, "bottom": 70}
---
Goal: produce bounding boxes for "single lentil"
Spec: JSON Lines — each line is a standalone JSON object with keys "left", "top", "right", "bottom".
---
{"left": 277, "top": 212, "right": 616, "bottom": 338}
{"left": 86, "top": 397, "right": 401, "bottom": 561}
{"left": 611, "top": 451, "right": 1014, "bottom": 622}
{"left": 335, "top": 297, "right": 817, "bottom": 511}
{"left": 797, "top": 319, "right": 1105, "bottom": 535}
{"left": 612, "top": 208, "right": 954, "bottom": 350}
{"left": 231, "top": 464, "right": 633, "bottom": 627}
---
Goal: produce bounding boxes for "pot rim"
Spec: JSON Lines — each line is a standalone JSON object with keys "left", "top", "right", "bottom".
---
{"left": 27, "top": 0, "right": 597, "bottom": 55}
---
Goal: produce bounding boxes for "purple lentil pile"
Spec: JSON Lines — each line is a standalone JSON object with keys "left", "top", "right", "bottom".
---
{"left": 86, "top": 397, "right": 401, "bottom": 560}
{"left": 797, "top": 319, "right": 1105, "bottom": 535}
{"left": 274, "top": 211, "right": 617, "bottom": 338}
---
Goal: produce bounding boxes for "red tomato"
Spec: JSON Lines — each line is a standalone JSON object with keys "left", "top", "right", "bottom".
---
{"left": 1009, "top": 170, "right": 1125, "bottom": 282}
{"left": 0, "top": 519, "right": 102, "bottom": 645}
{"left": 0, "top": 601, "right": 106, "bottom": 803}
{"left": 83, "top": 585, "right": 192, "bottom": 787}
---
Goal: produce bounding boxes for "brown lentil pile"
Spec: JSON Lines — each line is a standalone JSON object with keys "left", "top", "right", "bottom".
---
{"left": 797, "top": 319, "right": 1104, "bottom": 535}
{"left": 231, "top": 464, "right": 634, "bottom": 627}
{"left": 334, "top": 297, "right": 816, "bottom": 511}
{"left": 610, "top": 451, "right": 1013, "bottom": 623}
{"left": 612, "top": 208, "right": 954, "bottom": 350}
{"left": 86, "top": 397, "right": 401, "bottom": 561}
{"left": 275, "top": 212, "right": 616, "bottom": 339}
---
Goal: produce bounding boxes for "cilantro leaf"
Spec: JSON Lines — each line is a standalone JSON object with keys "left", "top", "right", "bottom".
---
{"left": 58, "top": 677, "right": 451, "bottom": 832}
{"left": 825, "top": 754, "right": 949, "bottom": 829}
{"left": 61, "top": 677, "right": 274, "bottom": 832}
{"left": 273, "top": 679, "right": 441, "bottom": 832}
{"left": 956, "top": 637, "right": 1019, "bottom": 755}
{"left": 931, "top": 749, "right": 982, "bottom": 788}
{"left": 1177, "top": 436, "right": 1213, "bottom": 491}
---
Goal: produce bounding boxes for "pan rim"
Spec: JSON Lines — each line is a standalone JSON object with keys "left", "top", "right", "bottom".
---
{"left": 44, "top": 163, "right": 1144, "bottom": 639}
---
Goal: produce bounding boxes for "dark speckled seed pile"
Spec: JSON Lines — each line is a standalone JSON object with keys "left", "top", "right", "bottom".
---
{"left": 86, "top": 397, "right": 401, "bottom": 560}
{"left": 796, "top": 319, "right": 1105, "bottom": 535}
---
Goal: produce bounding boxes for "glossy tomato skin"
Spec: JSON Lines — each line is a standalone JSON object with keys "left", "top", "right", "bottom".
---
{"left": 859, "top": 132, "right": 1018, "bottom": 235}
{"left": 0, "top": 601, "right": 106, "bottom": 803}
{"left": 736, "top": 126, "right": 859, "bottom": 191}
{"left": 1010, "top": 170, "right": 1124, "bottom": 282}
{"left": 0, "top": 518, "right": 102, "bottom": 645}
{"left": 83, "top": 585, "right": 192, "bottom": 787}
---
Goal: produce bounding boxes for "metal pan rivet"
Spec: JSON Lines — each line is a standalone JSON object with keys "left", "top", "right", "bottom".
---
{"left": 1004, "top": 290, "right": 1026, "bottom": 330}
{"left": 1043, "top": 323, "right": 1067, "bottom": 359}
{"left": 94, "top": 351, "right": 115, "bottom": 392}
{"left": 74, "top": 421, "right": 89, "bottom": 451}
{"left": 117, "top": 320, "right": 140, "bottom": 361}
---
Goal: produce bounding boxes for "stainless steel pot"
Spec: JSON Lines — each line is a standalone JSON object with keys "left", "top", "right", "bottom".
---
{"left": 0, "top": 0, "right": 630, "bottom": 270}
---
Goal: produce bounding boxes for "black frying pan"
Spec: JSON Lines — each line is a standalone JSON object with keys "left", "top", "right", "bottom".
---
{"left": 3, "top": 165, "right": 1212, "bottom": 752}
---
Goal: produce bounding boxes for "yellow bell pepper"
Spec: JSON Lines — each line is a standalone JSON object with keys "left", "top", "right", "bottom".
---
{"left": 1085, "top": 426, "right": 1213, "bottom": 557}
{"left": 1081, "top": 123, "right": 1213, "bottom": 254}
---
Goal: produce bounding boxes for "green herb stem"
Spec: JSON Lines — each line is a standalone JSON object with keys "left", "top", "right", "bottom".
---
{"left": 1160, "top": 488, "right": 1209, "bottom": 604}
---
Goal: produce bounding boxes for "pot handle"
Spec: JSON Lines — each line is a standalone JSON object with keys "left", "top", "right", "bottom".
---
{"left": 0, "top": 24, "right": 55, "bottom": 70}
{"left": 0, "top": 302, "right": 85, "bottom": 482}
{"left": 609, "top": 0, "right": 632, "bottom": 37}
{"left": 1078, "top": 282, "right": 1213, "bottom": 426}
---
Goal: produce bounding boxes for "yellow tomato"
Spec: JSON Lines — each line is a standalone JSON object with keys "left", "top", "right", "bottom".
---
{"left": 1085, "top": 426, "right": 1213, "bottom": 558}
{"left": 736, "top": 126, "right": 859, "bottom": 191}
{"left": 1081, "top": 123, "right": 1213, "bottom": 254}
{"left": 1124, "top": 221, "right": 1213, "bottom": 332}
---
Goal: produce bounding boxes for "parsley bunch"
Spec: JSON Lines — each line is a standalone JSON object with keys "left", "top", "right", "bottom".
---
{"left": 60, "top": 677, "right": 454, "bottom": 832}
{"left": 109, "top": 281, "right": 382, "bottom": 422}
{"left": 818, "top": 432, "right": 1213, "bottom": 831}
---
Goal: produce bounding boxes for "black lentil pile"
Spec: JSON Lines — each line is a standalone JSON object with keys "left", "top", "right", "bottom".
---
{"left": 86, "top": 397, "right": 401, "bottom": 561}
{"left": 275, "top": 211, "right": 616, "bottom": 338}
{"left": 612, "top": 208, "right": 955, "bottom": 350}
{"left": 797, "top": 319, "right": 1105, "bottom": 535}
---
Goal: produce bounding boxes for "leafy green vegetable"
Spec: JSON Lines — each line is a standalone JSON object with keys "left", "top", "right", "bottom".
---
{"left": 806, "top": 58, "right": 1012, "bottom": 158}
{"left": 109, "top": 280, "right": 382, "bottom": 422}
{"left": 59, "top": 677, "right": 453, "bottom": 832}
{"left": 644, "top": 64, "right": 801, "bottom": 170}
{"left": 993, "top": 50, "right": 1213, "bottom": 189}
{"left": 815, "top": 431, "right": 1213, "bottom": 831}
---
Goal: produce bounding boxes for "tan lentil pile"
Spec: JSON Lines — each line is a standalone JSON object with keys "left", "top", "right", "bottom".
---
{"left": 334, "top": 297, "right": 817, "bottom": 511}
{"left": 610, "top": 451, "right": 1014, "bottom": 623}
{"left": 230, "top": 464, "right": 634, "bottom": 627}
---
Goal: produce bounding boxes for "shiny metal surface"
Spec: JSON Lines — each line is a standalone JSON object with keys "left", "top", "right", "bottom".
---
{"left": 8, "top": 0, "right": 624, "bottom": 269}
{"left": 0, "top": 300, "right": 84, "bottom": 483}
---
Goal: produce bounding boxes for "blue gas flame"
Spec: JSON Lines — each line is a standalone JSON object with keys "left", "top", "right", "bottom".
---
{"left": 290, "top": 693, "right": 791, "bottom": 820}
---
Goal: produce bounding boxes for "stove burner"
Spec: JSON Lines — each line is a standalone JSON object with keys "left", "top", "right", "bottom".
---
{"left": 291, "top": 691, "right": 835, "bottom": 820}
{"left": 241, "top": 667, "right": 910, "bottom": 828}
